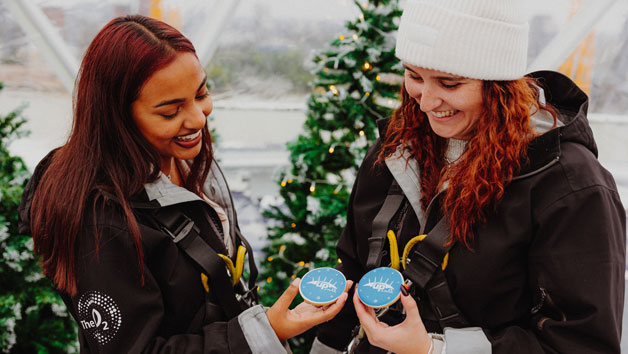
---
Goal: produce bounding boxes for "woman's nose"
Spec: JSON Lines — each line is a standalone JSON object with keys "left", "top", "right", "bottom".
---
{"left": 419, "top": 85, "right": 442, "bottom": 113}
{"left": 186, "top": 98, "right": 212, "bottom": 129}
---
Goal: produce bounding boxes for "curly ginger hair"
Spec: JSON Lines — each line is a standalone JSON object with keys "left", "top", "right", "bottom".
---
{"left": 379, "top": 78, "right": 555, "bottom": 248}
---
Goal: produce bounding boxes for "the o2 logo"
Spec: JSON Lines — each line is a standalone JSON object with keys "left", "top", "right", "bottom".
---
{"left": 77, "top": 291, "right": 122, "bottom": 345}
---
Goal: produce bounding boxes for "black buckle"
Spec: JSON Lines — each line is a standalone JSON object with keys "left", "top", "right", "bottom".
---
{"left": 160, "top": 214, "right": 197, "bottom": 243}
{"left": 236, "top": 288, "right": 258, "bottom": 309}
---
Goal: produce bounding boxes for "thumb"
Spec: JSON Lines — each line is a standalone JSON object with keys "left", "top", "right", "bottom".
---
{"left": 274, "top": 278, "right": 301, "bottom": 311}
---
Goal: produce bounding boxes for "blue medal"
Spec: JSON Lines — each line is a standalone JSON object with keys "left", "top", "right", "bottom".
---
{"left": 357, "top": 267, "right": 403, "bottom": 308}
{"left": 299, "top": 267, "right": 346, "bottom": 306}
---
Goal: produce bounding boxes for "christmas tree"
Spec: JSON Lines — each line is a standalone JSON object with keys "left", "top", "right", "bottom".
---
{"left": 0, "top": 82, "right": 77, "bottom": 353}
{"left": 258, "top": 1, "right": 402, "bottom": 351}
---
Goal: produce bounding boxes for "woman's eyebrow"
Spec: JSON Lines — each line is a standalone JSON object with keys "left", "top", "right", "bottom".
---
{"left": 154, "top": 98, "right": 184, "bottom": 108}
{"left": 153, "top": 76, "right": 208, "bottom": 108}
{"left": 402, "top": 64, "right": 417, "bottom": 74}
{"left": 197, "top": 76, "right": 207, "bottom": 92}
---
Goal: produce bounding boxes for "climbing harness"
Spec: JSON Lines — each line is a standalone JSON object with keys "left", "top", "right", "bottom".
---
{"left": 100, "top": 189, "right": 259, "bottom": 320}
{"left": 346, "top": 180, "right": 468, "bottom": 353}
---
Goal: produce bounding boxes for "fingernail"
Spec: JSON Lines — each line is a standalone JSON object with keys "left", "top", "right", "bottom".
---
{"left": 400, "top": 284, "right": 409, "bottom": 296}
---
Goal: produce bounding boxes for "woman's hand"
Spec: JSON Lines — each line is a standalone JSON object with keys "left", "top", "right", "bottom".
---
{"left": 266, "top": 278, "right": 353, "bottom": 341}
{"left": 353, "top": 286, "right": 431, "bottom": 354}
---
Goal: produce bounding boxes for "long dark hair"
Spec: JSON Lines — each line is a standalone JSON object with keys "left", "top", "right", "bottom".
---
{"left": 30, "top": 15, "right": 213, "bottom": 295}
{"left": 379, "top": 78, "right": 555, "bottom": 247}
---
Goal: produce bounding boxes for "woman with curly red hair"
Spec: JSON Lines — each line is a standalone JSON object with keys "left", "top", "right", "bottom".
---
{"left": 313, "top": 1, "right": 626, "bottom": 353}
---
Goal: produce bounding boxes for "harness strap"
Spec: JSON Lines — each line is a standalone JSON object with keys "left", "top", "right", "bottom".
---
{"left": 366, "top": 180, "right": 405, "bottom": 270}
{"left": 425, "top": 271, "right": 469, "bottom": 328}
{"left": 402, "top": 214, "right": 469, "bottom": 328}
{"left": 154, "top": 208, "right": 244, "bottom": 319}
{"left": 402, "top": 215, "right": 452, "bottom": 288}
{"left": 99, "top": 189, "right": 259, "bottom": 314}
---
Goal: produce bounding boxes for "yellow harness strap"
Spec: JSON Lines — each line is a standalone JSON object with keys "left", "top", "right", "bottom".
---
{"left": 201, "top": 273, "right": 210, "bottom": 292}
{"left": 387, "top": 230, "right": 400, "bottom": 270}
{"left": 217, "top": 245, "right": 247, "bottom": 286}
{"left": 385, "top": 232, "right": 450, "bottom": 272}
{"left": 401, "top": 234, "right": 427, "bottom": 270}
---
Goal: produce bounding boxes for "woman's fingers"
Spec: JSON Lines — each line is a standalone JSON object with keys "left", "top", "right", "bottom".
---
{"left": 306, "top": 279, "right": 353, "bottom": 324}
{"left": 308, "top": 291, "right": 349, "bottom": 324}
{"left": 399, "top": 288, "right": 421, "bottom": 324}
{"left": 344, "top": 280, "right": 354, "bottom": 292}
{"left": 273, "top": 278, "right": 301, "bottom": 311}
{"left": 353, "top": 290, "right": 377, "bottom": 325}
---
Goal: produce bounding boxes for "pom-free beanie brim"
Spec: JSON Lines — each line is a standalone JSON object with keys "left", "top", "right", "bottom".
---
{"left": 395, "top": 0, "right": 529, "bottom": 80}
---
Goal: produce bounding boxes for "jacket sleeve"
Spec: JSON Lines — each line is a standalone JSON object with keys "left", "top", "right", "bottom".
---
{"left": 71, "top": 223, "right": 286, "bottom": 354}
{"left": 481, "top": 185, "right": 626, "bottom": 354}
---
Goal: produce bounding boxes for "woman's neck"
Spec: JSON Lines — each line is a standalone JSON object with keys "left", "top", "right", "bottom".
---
{"left": 445, "top": 138, "right": 467, "bottom": 165}
{"left": 162, "top": 157, "right": 182, "bottom": 186}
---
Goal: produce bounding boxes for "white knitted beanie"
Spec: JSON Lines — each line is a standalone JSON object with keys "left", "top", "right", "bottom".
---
{"left": 395, "top": 0, "right": 529, "bottom": 80}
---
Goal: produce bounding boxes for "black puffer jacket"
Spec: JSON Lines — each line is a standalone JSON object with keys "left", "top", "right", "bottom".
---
{"left": 316, "top": 71, "right": 626, "bottom": 353}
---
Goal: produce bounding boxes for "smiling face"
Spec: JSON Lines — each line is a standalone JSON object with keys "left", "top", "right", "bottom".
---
{"left": 132, "top": 52, "right": 212, "bottom": 172}
{"left": 403, "top": 64, "right": 484, "bottom": 140}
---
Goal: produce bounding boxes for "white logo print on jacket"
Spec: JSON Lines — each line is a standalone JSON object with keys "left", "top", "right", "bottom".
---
{"left": 77, "top": 291, "right": 122, "bottom": 345}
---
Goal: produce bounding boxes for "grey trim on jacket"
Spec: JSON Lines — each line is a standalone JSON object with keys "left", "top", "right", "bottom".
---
{"left": 239, "top": 305, "right": 291, "bottom": 354}
{"left": 310, "top": 337, "right": 343, "bottom": 354}
{"left": 146, "top": 160, "right": 239, "bottom": 257}
{"left": 443, "top": 327, "right": 491, "bottom": 354}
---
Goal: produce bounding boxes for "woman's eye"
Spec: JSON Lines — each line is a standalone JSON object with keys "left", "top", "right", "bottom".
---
{"left": 196, "top": 92, "right": 210, "bottom": 100}
{"left": 161, "top": 107, "right": 181, "bottom": 119}
{"left": 441, "top": 82, "right": 461, "bottom": 89}
{"left": 409, "top": 75, "right": 423, "bottom": 82}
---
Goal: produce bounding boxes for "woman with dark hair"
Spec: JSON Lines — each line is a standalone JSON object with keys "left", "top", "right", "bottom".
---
{"left": 312, "top": 1, "right": 626, "bottom": 353}
{"left": 18, "top": 15, "right": 349, "bottom": 353}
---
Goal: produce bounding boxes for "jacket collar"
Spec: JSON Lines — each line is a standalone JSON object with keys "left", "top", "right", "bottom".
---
{"left": 520, "top": 70, "right": 594, "bottom": 176}
{"left": 131, "top": 160, "right": 239, "bottom": 256}
{"left": 385, "top": 146, "right": 425, "bottom": 224}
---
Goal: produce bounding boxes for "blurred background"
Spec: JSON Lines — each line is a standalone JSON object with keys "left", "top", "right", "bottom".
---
{"left": 1, "top": 0, "right": 627, "bottom": 352}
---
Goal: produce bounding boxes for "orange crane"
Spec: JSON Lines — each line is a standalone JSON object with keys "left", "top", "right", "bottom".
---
{"left": 558, "top": 0, "right": 596, "bottom": 94}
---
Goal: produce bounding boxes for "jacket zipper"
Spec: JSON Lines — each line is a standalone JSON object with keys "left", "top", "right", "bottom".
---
{"left": 512, "top": 156, "right": 560, "bottom": 181}
{"left": 419, "top": 190, "right": 445, "bottom": 235}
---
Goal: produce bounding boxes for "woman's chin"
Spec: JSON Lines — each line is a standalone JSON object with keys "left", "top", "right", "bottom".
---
{"left": 173, "top": 147, "right": 202, "bottom": 161}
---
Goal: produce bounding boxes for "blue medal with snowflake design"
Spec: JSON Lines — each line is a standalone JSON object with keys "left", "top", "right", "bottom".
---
{"left": 357, "top": 267, "right": 404, "bottom": 308}
{"left": 299, "top": 267, "right": 346, "bottom": 306}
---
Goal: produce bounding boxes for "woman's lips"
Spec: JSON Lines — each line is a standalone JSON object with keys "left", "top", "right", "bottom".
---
{"left": 430, "top": 110, "right": 459, "bottom": 120}
{"left": 174, "top": 130, "right": 202, "bottom": 148}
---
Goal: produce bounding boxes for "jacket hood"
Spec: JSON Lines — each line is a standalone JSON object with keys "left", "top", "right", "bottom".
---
{"left": 376, "top": 70, "right": 595, "bottom": 178}
{"left": 17, "top": 148, "right": 56, "bottom": 236}
{"left": 521, "top": 70, "right": 595, "bottom": 176}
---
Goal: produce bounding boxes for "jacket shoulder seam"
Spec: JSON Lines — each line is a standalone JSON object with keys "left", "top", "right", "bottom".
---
{"left": 535, "top": 183, "right": 620, "bottom": 219}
